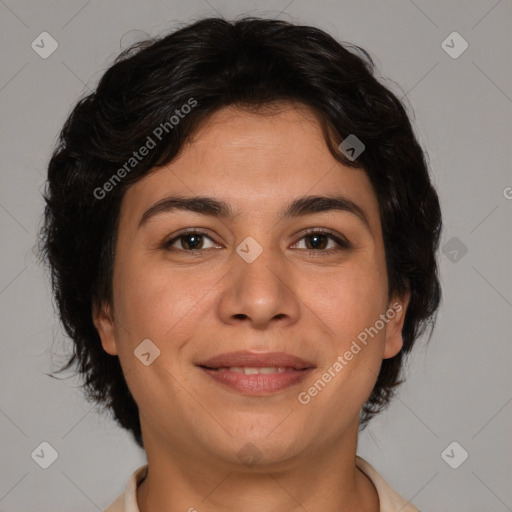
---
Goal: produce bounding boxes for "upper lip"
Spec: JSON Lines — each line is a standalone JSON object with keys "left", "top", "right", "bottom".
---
{"left": 196, "top": 351, "right": 315, "bottom": 370}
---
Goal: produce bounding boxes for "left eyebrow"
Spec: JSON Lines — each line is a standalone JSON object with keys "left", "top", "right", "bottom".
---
{"left": 281, "top": 195, "right": 371, "bottom": 233}
{"left": 138, "top": 194, "right": 372, "bottom": 234}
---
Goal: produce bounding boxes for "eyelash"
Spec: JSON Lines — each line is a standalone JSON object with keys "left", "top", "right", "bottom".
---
{"left": 161, "top": 228, "right": 351, "bottom": 256}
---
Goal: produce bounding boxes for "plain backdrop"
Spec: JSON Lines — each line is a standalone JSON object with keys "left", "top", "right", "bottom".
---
{"left": 0, "top": 1, "right": 511, "bottom": 511}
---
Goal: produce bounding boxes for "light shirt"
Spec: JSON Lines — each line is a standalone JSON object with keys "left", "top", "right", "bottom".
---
{"left": 104, "top": 456, "right": 419, "bottom": 512}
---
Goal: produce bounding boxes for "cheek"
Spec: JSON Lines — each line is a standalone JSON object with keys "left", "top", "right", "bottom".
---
{"left": 304, "top": 278, "right": 387, "bottom": 413}
{"left": 113, "top": 257, "right": 218, "bottom": 349}
{"left": 309, "top": 261, "right": 388, "bottom": 340}
{"left": 319, "top": 264, "right": 389, "bottom": 400}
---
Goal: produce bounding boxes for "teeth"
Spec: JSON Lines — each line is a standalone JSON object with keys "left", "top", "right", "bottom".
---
{"left": 259, "top": 367, "right": 286, "bottom": 374}
{"left": 216, "top": 367, "right": 289, "bottom": 374}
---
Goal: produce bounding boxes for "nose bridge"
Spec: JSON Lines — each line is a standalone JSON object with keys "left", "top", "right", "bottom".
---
{"left": 217, "top": 232, "right": 299, "bottom": 326}
{"left": 234, "top": 233, "right": 285, "bottom": 297}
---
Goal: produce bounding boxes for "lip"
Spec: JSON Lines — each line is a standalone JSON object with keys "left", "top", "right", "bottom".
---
{"left": 196, "top": 350, "right": 315, "bottom": 370}
{"left": 195, "top": 351, "right": 316, "bottom": 396}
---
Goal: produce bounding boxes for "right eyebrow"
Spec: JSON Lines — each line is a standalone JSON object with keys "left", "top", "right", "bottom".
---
{"left": 138, "top": 195, "right": 236, "bottom": 229}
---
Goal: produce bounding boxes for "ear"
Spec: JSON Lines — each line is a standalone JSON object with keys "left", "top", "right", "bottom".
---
{"left": 92, "top": 302, "right": 118, "bottom": 356}
{"left": 382, "top": 290, "right": 411, "bottom": 359}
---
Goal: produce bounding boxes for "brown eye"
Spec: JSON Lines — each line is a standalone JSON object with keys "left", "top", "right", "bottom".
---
{"left": 304, "top": 233, "right": 330, "bottom": 250}
{"left": 163, "top": 230, "right": 217, "bottom": 251}
{"left": 293, "top": 229, "right": 351, "bottom": 253}
{"left": 161, "top": 228, "right": 350, "bottom": 255}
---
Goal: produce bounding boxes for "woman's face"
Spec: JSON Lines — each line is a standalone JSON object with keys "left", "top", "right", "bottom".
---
{"left": 94, "top": 103, "right": 408, "bottom": 467}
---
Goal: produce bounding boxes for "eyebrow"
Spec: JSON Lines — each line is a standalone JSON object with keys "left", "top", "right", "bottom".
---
{"left": 138, "top": 194, "right": 372, "bottom": 233}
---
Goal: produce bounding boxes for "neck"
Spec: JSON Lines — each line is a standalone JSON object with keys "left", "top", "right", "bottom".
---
{"left": 136, "top": 425, "right": 379, "bottom": 512}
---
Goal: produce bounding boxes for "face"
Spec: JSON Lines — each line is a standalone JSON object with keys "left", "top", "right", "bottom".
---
{"left": 94, "top": 102, "right": 409, "bottom": 468}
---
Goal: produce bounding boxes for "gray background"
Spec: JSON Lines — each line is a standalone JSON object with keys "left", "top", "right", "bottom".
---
{"left": 1, "top": 0, "right": 511, "bottom": 511}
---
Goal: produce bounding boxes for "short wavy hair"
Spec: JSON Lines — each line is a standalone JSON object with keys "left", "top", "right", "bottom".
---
{"left": 37, "top": 16, "right": 442, "bottom": 449}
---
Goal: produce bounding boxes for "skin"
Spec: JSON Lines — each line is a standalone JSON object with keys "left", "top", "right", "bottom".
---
{"left": 93, "top": 102, "right": 410, "bottom": 512}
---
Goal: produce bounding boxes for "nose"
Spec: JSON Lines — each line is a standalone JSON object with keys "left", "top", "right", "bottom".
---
{"left": 216, "top": 243, "right": 301, "bottom": 330}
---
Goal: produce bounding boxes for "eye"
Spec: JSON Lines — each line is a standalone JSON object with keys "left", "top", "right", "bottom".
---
{"left": 163, "top": 229, "right": 218, "bottom": 252}
{"left": 292, "top": 229, "right": 351, "bottom": 254}
{"left": 161, "top": 228, "right": 351, "bottom": 255}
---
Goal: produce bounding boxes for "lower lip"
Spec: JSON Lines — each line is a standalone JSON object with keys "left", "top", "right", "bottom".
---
{"left": 198, "top": 367, "right": 314, "bottom": 395}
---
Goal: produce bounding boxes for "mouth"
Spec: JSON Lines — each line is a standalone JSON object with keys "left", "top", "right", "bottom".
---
{"left": 195, "top": 351, "right": 315, "bottom": 395}
{"left": 201, "top": 366, "right": 302, "bottom": 374}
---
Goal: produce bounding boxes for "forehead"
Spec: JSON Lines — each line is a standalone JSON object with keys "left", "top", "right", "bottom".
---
{"left": 119, "top": 103, "right": 381, "bottom": 231}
